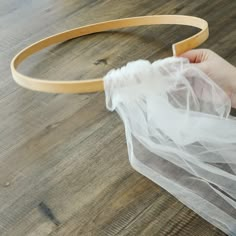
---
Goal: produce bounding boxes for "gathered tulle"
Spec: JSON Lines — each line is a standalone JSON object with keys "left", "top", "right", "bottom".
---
{"left": 104, "top": 57, "right": 236, "bottom": 236}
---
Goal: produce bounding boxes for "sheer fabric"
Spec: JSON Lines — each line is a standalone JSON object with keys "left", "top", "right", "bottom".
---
{"left": 104, "top": 57, "right": 236, "bottom": 236}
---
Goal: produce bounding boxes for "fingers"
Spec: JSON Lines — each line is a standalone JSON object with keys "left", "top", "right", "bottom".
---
{"left": 180, "top": 49, "right": 208, "bottom": 74}
{"left": 180, "top": 49, "right": 211, "bottom": 63}
{"left": 180, "top": 49, "right": 203, "bottom": 63}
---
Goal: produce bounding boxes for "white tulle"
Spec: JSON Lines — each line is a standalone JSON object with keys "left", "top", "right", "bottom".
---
{"left": 104, "top": 57, "right": 236, "bottom": 236}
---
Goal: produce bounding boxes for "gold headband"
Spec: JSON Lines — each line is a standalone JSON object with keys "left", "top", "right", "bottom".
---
{"left": 11, "top": 15, "right": 209, "bottom": 94}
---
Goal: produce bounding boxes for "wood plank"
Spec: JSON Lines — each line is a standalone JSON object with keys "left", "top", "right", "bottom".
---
{"left": 0, "top": 0, "right": 235, "bottom": 235}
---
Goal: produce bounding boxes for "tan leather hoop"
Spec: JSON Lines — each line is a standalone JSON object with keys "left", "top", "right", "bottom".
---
{"left": 11, "top": 15, "right": 209, "bottom": 94}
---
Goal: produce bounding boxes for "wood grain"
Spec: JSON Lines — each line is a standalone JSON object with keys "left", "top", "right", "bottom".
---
{"left": 0, "top": 0, "right": 235, "bottom": 235}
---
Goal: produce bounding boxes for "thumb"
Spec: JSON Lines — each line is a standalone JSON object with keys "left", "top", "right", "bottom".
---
{"left": 190, "top": 62, "right": 206, "bottom": 72}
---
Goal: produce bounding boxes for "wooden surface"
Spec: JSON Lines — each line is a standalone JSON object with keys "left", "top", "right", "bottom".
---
{"left": 0, "top": 0, "right": 235, "bottom": 235}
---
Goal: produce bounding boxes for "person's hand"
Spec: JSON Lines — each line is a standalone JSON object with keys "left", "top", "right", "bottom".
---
{"left": 181, "top": 49, "right": 236, "bottom": 107}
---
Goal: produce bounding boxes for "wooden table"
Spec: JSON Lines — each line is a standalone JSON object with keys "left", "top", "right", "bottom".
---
{"left": 1, "top": 0, "right": 235, "bottom": 235}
